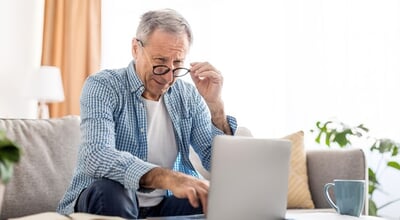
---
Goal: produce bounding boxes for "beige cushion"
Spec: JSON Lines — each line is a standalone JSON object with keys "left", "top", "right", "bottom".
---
{"left": 283, "top": 131, "right": 315, "bottom": 209}
{"left": 191, "top": 128, "right": 315, "bottom": 209}
{"left": 0, "top": 116, "right": 81, "bottom": 219}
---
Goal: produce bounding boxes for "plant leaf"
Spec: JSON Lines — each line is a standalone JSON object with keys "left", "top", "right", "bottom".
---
{"left": 387, "top": 161, "right": 400, "bottom": 170}
{"left": 0, "top": 130, "right": 22, "bottom": 163}
{"left": 0, "top": 159, "right": 13, "bottom": 183}
{"left": 369, "top": 199, "right": 378, "bottom": 216}
{"left": 370, "top": 141, "right": 379, "bottom": 152}
{"left": 392, "top": 146, "right": 398, "bottom": 157}
{"left": 377, "top": 139, "right": 396, "bottom": 154}
{"left": 325, "top": 131, "right": 332, "bottom": 147}
{"left": 333, "top": 129, "right": 353, "bottom": 147}
{"left": 357, "top": 124, "right": 369, "bottom": 133}
{"left": 0, "top": 130, "right": 22, "bottom": 183}
{"left": 0, "top": 142, "right": 21, "bottom": 162}
{"left": 315, "top": 131, "right": 322, "bottom": 144}
{"left": 368, "top": 168, "right": 378, "bottom": 184}
{"left": 368, "top": 184, "right": 376, "bottom": 195}
{"left": 316, "top": 121, "right": 322, "bottom": 129}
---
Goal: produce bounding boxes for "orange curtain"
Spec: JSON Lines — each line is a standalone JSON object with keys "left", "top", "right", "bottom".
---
{"left": 41, "top": 0, "right": 101, "bottom": 117}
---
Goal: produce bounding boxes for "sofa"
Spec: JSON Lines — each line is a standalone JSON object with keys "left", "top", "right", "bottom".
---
{"left": 0, "top": 116, "right": 368, "bottom": 219}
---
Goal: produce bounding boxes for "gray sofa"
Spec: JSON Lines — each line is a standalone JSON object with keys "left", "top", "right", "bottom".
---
{"left": 0, "top": 116, "right": 367, "bottom": 219}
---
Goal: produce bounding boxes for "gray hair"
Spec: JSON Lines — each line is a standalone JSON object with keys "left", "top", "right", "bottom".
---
{"left": 136, "top": 8, "right": 193, "bottom": 46}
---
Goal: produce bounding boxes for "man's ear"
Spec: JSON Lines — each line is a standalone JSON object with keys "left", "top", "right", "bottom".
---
{"left": 132, "top": 38, "right": 139, "bottom": 59}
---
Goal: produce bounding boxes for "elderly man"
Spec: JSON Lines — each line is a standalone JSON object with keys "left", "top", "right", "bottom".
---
{"left": 57, "top": 8, "right": 236, "bottom": 219}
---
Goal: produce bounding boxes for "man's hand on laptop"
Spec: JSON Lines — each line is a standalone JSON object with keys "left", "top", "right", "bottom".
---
{"left": 169, "top": 171, "right": 209, "bottom": 215}
{"left": 140, "top": 167, "right": 210, "bottom": 214}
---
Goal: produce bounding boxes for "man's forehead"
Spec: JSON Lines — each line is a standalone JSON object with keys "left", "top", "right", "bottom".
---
{"left": 146, "top": 29, "right": 190, "bottom": 48}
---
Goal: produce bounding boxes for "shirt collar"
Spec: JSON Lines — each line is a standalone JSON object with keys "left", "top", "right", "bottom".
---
{"left": 127, "top": 60, "right": 145, "bottom": 97}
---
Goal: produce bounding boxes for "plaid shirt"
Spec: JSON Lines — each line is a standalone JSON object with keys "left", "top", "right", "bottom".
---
{"left": 57, "top": 61, "right": 237, "bottom": 214}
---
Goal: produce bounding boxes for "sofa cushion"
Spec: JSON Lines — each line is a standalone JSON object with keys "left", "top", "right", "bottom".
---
{"left": 0, "top": 116, "right": 80, "bottom": 219}
{"left": 306, "top": 149, "right": 367, "bottom": 210}
{"left": 191, "top": 128, "right": 315, "bottom": 209}
{"left": 283, "top": 131, "right": 315, "bottom": 209}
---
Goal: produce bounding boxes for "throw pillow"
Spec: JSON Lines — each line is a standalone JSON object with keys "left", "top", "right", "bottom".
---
{"left": 283, "top": 130, "right": 315, "bottom": 209}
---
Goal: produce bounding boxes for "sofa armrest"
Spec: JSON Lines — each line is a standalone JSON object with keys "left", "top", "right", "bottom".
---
{"left": 306, "top": 149, "right": 368, "bottom": 213}
{"left": 0, "top": 116, "right": 81, "bottom": 219}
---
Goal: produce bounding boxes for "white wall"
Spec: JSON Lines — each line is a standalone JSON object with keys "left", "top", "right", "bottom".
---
{"left": 101, "top": 1, "right": 400, "bottom": 219}
{"left": 0, "top": 0, "right": 44, "bottom": 118}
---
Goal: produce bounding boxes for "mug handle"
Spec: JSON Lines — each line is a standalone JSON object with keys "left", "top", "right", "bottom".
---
{"left": 324, "top": 183, "right": 338, "bottom": 211}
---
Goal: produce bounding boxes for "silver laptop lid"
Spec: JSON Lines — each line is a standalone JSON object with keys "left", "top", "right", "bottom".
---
{"left": 207, "top": 135, "right": 292, "bottom": 220}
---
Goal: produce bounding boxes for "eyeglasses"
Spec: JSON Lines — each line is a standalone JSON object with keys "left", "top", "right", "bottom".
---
{"left": 151, "top": 65, "right": 190, "bottom": 77}
{"left": 137, "top": 39, "right": 190, "bottom": 78}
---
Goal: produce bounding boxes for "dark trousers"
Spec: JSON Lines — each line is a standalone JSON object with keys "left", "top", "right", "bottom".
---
{"left": 74, "top": 178, "right": 203, "bottom": 219}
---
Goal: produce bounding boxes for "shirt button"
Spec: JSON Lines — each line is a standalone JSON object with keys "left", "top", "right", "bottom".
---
{"left": 140, "top": 103, "right": 144, "bottom": 108}
{"left": 140, "top": 128, "right": 144, "bottom": 133}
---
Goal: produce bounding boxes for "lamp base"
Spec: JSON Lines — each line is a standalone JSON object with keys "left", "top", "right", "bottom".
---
{"left": 37, "top": 101, "right": 49, "bottom": 119}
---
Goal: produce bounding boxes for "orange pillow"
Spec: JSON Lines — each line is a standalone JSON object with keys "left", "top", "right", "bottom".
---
{"left": 283, "top": 131, "right": 315, "bottom": 208}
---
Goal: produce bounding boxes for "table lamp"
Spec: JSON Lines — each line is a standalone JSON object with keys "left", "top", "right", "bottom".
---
{"left": 31, "top": 66, "right": 65, "bottom": 119}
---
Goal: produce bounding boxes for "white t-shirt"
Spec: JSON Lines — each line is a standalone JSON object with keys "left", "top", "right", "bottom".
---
{"left": 137, "top": 97, "right": 178, "bottom": 207}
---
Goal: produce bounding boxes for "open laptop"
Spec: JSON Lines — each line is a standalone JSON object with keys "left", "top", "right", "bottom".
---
{"left": 149, "top": 135, "right": 292, "bottom": 220}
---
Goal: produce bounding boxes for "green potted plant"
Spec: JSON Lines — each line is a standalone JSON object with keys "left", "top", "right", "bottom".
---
{"left": 311, "top": 120, "right": 400, "bottom": 216}
{"left": 0, "top": 130, "right": 22, "bottom": 210}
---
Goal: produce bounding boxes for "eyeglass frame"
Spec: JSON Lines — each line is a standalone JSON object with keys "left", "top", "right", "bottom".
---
{"left": 136, "top": 39, "right": 190, "bottom": 78}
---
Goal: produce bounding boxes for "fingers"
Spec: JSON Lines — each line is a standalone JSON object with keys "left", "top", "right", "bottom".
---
{"left": 186, "top": 187, "right": 199, "bottom": 208}
{"left": 190, "top": 62, "right": 222, "bottom": 82}
{"left": 182, "top": 179, "right": 209, "bottom": 214}
{"left": 167, "top": 171, "right": 209, "bottom": 214}
{"left": 197, "top": 184, "right": 208, "bottom": 214}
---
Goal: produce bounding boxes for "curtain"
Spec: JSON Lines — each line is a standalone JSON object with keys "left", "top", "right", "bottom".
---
{"left": 41, "top": 0, "right": 101, "bottom": 117}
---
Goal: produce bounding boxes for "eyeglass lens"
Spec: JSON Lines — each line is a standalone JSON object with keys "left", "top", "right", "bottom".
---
{"left": 153, "top": 66, "right": 190, "bottom": 77}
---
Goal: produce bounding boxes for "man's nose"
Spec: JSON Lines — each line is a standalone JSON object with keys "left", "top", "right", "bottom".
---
{"left": 161, "top": 68, "right": 174, "bottom": 82}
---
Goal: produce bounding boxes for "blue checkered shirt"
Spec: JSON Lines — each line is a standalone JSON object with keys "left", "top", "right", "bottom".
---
{"left": 57, "top": 61, "right": 237, "bottom": 214}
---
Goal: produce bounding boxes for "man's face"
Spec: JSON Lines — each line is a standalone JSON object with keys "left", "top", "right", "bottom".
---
{"left": 132, "top": 29, "right": 190, "bottom": 101}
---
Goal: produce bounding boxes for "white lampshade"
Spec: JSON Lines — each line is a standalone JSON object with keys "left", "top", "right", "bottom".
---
{"left": 31, "top": 66, "right": 65, "bottom": 102}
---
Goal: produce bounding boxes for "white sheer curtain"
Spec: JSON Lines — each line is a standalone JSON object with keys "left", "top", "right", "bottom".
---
{"left": 101, "top": 0, "right": 400, "bottom": 218}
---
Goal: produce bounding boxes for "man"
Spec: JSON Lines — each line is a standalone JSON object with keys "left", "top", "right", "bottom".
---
{"left": 57, "top": 8, "right": 236, "bottom": 219}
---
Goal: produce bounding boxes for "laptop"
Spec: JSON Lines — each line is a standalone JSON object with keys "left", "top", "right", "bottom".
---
{"left": 148, "top": 135, "right": 292, "bottom": 220}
